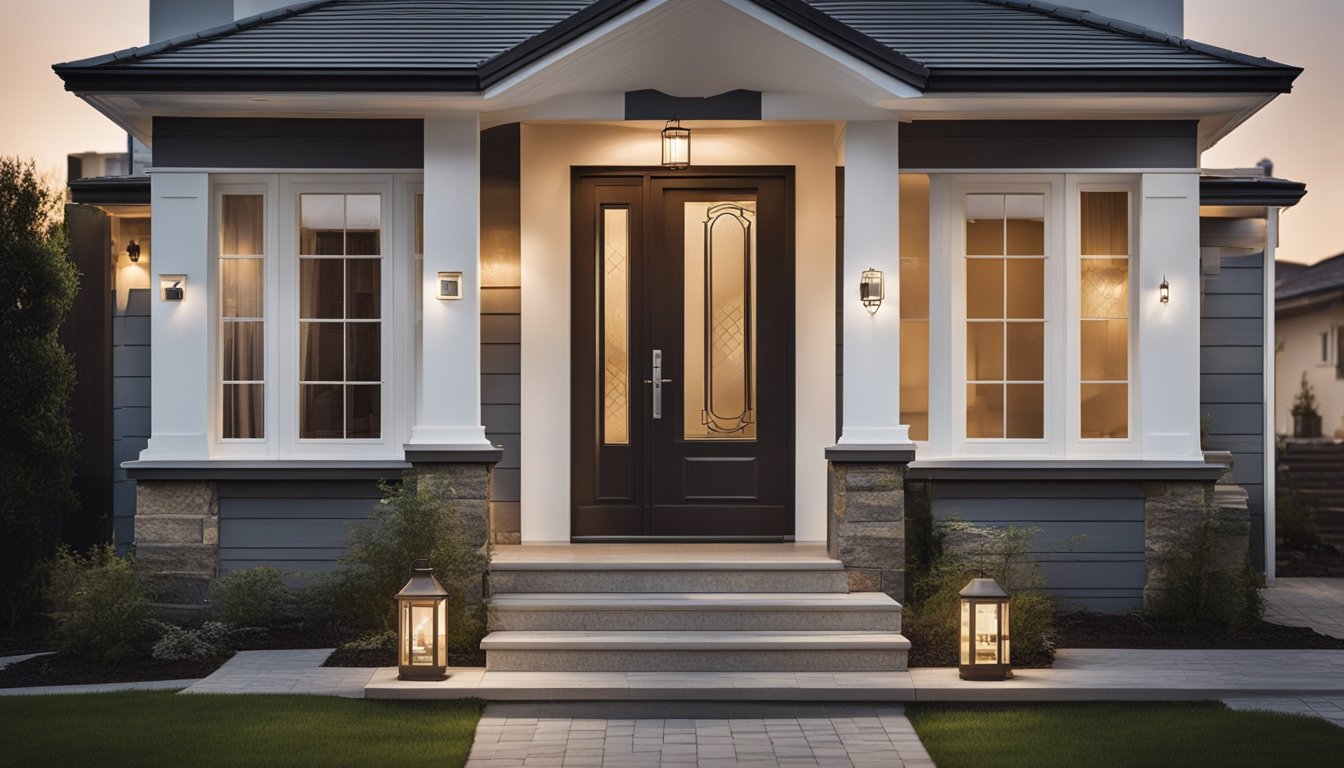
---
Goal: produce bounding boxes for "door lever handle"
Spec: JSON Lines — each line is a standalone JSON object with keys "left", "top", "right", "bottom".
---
{"left": 642, "top": 378, "right": 673, "bottom": 384}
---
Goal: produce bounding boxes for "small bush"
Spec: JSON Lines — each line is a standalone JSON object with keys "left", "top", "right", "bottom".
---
{"left": 309, "top": 476, "right": 490, "bottom": 655}
{"left": 45, "top": 545, "right": 159, "bottom": 665}
{"left": 1148, "top": 502, "right": 1263, "bottom": 628}
{"left": 339, "top": 630, "right": 397, "bottom": 653}
{"left": 210, "top": 566, "right": 298, "bottom": 628}
{"left": 905, "top": 521, "right": 1059, "bottom": 667}
{"left": 151, "top": 621, "right": 236, "bottom": 661}
{"left": 1277, "top": 489, "right": 1320, "bottom": 550}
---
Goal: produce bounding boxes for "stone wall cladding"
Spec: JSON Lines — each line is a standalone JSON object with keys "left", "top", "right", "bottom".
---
{"left": 134, "top": 480, "right": 218, "bottom": 606}
{"left": 828, "top": 462, "right": 907, "bottom": 601}
{"left": 1141, "top": 479, "right": 1245, "bottom": 611}
{"left": 412, "top": 462, "right": 493, "bottom": 553}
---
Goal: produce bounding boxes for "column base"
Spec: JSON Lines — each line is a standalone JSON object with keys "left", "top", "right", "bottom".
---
{"left": 826, "top": 446, "right": 913, "bottom": 602}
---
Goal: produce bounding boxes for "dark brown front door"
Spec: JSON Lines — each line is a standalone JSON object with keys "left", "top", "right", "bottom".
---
{"left": 572, "top": 169, "right": 794, "bottom": 539}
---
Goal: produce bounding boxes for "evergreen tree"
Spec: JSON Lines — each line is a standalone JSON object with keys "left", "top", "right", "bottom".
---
{"left": 0, "top": 157, "right": 79, "bottom": 629}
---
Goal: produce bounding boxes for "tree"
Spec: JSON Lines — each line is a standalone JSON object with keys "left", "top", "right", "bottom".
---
{"left": 0, "top": 157, "right": 79, "bottom": 629}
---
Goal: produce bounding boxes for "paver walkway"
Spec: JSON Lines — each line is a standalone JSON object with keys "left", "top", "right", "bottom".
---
{"left": 180, "top": 649, "right": 375, "bottom": 697}
{"left": 465, "top": 703, "right": 935, "bottom": 768}
{"left": 1264, "top": 577, "right": 1344, "bottom": 639}
{"left": 1223, "top": 696, "right": 1344, "bottom": 728}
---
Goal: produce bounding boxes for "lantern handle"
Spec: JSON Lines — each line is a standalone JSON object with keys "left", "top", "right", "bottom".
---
{"left": 409, "top": 558, "right": 432, "bottom": 575}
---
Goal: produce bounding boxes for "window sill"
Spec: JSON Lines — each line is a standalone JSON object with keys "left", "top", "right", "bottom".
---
{"left": 905, "top": 458, "right": 1224, "bottom": 482}
{"left": 123, "top": 459, "right": 411, "bottom": 481}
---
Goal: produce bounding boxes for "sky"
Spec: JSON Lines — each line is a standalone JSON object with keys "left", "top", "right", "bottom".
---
{"left": 1, "top": 0, "right": 1339, "bottom": 264}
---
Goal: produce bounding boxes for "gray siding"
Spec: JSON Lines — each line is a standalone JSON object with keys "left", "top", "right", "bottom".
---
{"left": 113, "top": 289, "right": 152, "bottom": 550}
{"left": 153, "top": 117, "right": 424, "bottom": 169}
{"left": 927, "top": 480, "right": 1146, "bottom": 613}
{"left": 1199, "top": 218, "right": 1268, "bottom": 570}
{"left": 899, "top": 120, "right": 1197, "bottom": 169}
{"left": 217, "top": 480, "right": 383, "bottom": 575}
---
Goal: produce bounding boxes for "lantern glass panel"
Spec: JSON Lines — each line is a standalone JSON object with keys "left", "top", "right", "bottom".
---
{"left": 409, "top": 601, "right": 436, "bottom": 666}
{"left": 435, "top": 598, "right": 448, "bottom": 667}
{"left": 975, "top": 602, "right": 1001, "bottom": 663}
{"left": 1002, "top": 601, "right": 1011, "bottom": 664}
{"left": 959, "top": 600, "right": 971, "bottom": 665}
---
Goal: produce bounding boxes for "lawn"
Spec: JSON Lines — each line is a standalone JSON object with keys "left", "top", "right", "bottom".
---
{"left": 0, "top": 690, "right": 483, "bottom": 768}
{"left": 909, "top": 701, "right": 1344, "bottom": 768}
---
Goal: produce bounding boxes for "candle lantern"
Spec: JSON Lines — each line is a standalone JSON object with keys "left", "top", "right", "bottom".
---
{"left": 396, "top": 559, "right": 449, "bottom": 681}
{"left": 959, "top": 576, "right": 1012, "bottom": 681}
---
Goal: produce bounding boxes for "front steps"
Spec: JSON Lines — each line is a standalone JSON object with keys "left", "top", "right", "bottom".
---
{"left": 481, "top": 545, "right": 909, "bottom": 674}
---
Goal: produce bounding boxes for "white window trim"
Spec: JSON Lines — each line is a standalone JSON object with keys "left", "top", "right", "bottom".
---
{"left": 208, "top": 172, "right": 422, "bottom": 460}
{"left": 926, "top": 173, "right": 1142, "bottom": 460}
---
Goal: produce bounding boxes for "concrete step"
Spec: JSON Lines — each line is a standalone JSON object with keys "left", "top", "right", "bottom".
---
{"left": 489, "top": 559, "right": 849, "bottom": 594}
{"left": 481, "top": 630, "right": 910, "bottom": 672}
{"left": 489, "top": 592, "right": 902, "bottom": 632}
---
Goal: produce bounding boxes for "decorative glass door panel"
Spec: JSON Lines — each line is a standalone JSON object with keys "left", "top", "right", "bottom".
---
{"left": 683, "top": 201, "right": 757, "bottom": 440}
{"left": 572, "top": 172, "right": 793, "bottom": 539}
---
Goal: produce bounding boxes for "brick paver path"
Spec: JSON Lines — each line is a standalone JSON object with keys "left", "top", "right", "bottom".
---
{"left": 1223, "top": 696, "right": 1344, "bottom": 728}
{"left": 1264, "top": 578, "right": 1344, "bottom": 639}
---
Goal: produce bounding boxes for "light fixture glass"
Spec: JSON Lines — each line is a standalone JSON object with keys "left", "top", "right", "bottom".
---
{"left": 661, "top": 119, "right": 691, "bottom": 169}
{"left": 860, "top": 267, "right": 885, "bottom": 314}
{"left": 1159, "top": 276, "right": 1170, "bottom": 304}
{"left": 127, "top": 240, "right": 141, "bottom": 263}
{"left": 959, "top": 577, "right": 1012, "bottom": 681}
{"left": 396, "top": 559, "right": 449, "bottom": 681}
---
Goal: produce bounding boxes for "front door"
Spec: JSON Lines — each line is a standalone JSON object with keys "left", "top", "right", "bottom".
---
{"left": 572, "top": 169, "right": 794, "bottom": 539}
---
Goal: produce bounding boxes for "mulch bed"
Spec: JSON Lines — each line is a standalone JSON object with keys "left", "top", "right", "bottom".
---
{"left": 0, "top": 620, "right": 49, "bottom": 657}
{"left": 1277, "top": 543, "right": 1344, "bottom": 577}
{"left": 0, "top": 652, "right": 232, "bottom": 689}
{"left": 322, "top": 647, "right": 486, "bottom": 668}
{"left": 907, "top": 611, "right": 1344, "bottom": 668}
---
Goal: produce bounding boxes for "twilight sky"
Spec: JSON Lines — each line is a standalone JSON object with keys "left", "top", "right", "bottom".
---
{"left": 1, "top": 0, "right": 1339, "bottom": 263}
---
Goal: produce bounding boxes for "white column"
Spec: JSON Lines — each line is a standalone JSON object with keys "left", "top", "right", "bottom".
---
{"left": 1137, "top": 171, "right": 1203, "bottom": 460}
{"left": 139, "top": 171, "right": 211, "bottom": 461}
{"left": 407, "top": 114, "right": 491, "bottom": 449}
{"left": 838, "top": 121, "right": 911, "bottom": 446}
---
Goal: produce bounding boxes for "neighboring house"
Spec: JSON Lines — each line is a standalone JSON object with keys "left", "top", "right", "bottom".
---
{"left": 53, "top": 0, "right": 1305, "bottom": 661}
{"left": 1276, "top": 253, "right": 1344, "bottom": 438}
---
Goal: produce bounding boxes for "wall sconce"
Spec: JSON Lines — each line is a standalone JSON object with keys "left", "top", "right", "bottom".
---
{"left": 860, "top": 267, "right": 885, "bottom": 314}
{"left": 661, "top": 119, "right": 691, "bottom": 169}
{"left": 437, "top": 271, "right": 463, "bottom": 300}
{"left": 126, "top": 240, "right": 141, "bottom": 263}
{"left": 159, "top": 274, "right": 185, "bottom": 302}
{"left": 1159, "top": 276, "right": 1170, "bottom": 304}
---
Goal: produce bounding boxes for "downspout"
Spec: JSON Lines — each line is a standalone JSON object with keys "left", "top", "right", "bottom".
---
{"left": 1264, "top": 207, "right": 1278, "bottom": 586}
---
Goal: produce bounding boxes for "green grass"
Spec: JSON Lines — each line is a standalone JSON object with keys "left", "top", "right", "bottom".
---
{"left": 0, "top": 690, "right": 483, "bottom": 768}
{"left": 909, "top": 701, "right": 1344, "bottom": 768}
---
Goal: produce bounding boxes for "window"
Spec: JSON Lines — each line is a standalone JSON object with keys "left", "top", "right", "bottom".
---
{"left": 1079, "top": 190, "right": 1130, "bottom": 439}
{"left": 298, "top": 193, "right": 383, "bottom": 440}
{"left": 964, "top": 193, "right": 1046, "bottom": 440}
{"left": 220, "top": 194, "right": 265, "bottom": 440}
{"left": 900, "top": 175, "right": 930, "bottom": 441}
{"left": 1321, "top": 330, "right": 1332, "bottom": 365}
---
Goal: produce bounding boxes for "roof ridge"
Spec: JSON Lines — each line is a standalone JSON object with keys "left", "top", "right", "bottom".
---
{"left": 976, "top": 0, "right": 1297, "bottom": 70}
{"left": 55, "top": 0, "right": 336, "bottom": 69}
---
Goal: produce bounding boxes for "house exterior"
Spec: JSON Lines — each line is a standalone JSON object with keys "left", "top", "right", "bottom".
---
{"left": 54, "top": 0, "right": 1304, "bottom": 624}
{"left": 1275, "top": 253, "right": 1344, "bottom": 439}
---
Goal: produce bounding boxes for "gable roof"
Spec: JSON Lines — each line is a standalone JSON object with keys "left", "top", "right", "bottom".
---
{"left": 53, "top": 0, "right": 1300, "bottom": 95}
{"left": 1277, "top": 253, "right": 1344, "bottom": 306}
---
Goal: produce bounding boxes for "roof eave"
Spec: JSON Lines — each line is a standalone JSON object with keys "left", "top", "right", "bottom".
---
{"left": 1200, "top": 177, "right": 1308, "bottom": 208}
{"left": 924, "top": 68, "right": 1301, "bottom": 94}
{"left": 54, "top": 67, "right": 483, "bottom": 94}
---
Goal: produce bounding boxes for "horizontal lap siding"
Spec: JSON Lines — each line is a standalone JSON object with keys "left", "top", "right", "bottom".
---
{"left": 928, "top": 480, "right": 1145, "bottom": 613}
{"left": 1199, "top": 237, "right": 1267, "bottom": 570}
{"left": 113, "top": 289, "right": 152, "bottom": 550}
{"left": 217, "top": 480, "right": 383, "bottom": 576}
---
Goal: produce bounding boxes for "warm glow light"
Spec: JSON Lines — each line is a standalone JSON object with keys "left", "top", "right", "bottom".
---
{"left": 661, "top": 119, "right": 691, "bottom": 169}
{"left": 396, "top": 559, "right": 450, "bottom": 681}
{"left": 1159, "top": 276, "right": 1170, "bottom": 304}
{"left": 959, "top": 577, "right": 1012, "bottom": 681}
{"left": 860, "top": 268, "right": 885, "bottom": 314}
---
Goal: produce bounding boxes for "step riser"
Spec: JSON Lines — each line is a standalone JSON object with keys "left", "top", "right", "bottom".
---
{"left": 485, "top": 649, "right": 908, "bottom": 673}
{"left": 491, "top": 609, "right": 901, "bottom": 633}
{"left": 490, "top": 570, "right": 849, "bottom": 594}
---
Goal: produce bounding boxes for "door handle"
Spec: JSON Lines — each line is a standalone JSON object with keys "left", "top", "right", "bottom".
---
{"left": 642, "top": 349, "right": 672, "bottom": 419}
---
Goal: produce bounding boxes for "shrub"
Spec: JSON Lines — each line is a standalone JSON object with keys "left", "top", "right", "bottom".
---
{"left": 1148, "top": 501, "right": 1264, "bottom": 628}
{"left": 310, "top": 476, "right": 490, "bottom": 654}
{"left": 45, "top": 545, "right": 159, "bottom": 665}
{"left": 1291, "top": 372, "right": 1320, "bottom": 418}
{"left": 339, "top": 630, "right": 397, "bottom": 653}
{"left": 152, "top": 621, "right": 237, "bottom": 661}
{"left": 210, "top": 566, "right": 298, "bottom": 628}
{"left": 0, "top": 157, "right": 79, "bottom": 630}
{"left": 1277, "top": 489, "right": 1320, "bottom": 550}
{"left": 905, "top": 521, "right": 1059, "bottom": 667}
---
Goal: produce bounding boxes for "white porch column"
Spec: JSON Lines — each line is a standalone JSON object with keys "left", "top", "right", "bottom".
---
{"left": 408, "top": 114, "right": 491, "bottom": 449}
{"left": 139, "top": 171, "right": 210, "bottom": 460}
{"left": 1138, "top": 171, "right": 1203, "bottom": 460}
{"left": 839, "top": 121, "right": 911, "bottom": 446}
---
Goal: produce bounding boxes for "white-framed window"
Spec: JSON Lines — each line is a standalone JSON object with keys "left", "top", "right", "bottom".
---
{"left": 932, "top": 174, "right": 1138, "bottom": 458}
{"left": 211, "top": 173, "right": 419, "bottom": 459}
{"left": 1319, "top": 329, "right": 1333, "bottom": 366}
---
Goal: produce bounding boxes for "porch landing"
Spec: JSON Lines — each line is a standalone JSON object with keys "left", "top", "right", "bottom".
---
{"left": 490, "top": 542, "right": 835, "bottom": 567}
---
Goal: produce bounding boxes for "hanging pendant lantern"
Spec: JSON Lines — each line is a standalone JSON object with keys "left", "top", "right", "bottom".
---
{"left": 661, "top": 119, "right": 691, "bottom": 169}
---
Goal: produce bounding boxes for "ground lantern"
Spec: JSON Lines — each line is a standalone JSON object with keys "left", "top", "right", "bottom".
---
{"left": 396, "top": 559, "right": 449, "bottom": 681}
{"left": 959, "top": 577, "right": 1012, "bottom": 681}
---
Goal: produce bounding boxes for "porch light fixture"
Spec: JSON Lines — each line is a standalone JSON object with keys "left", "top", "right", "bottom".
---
{"left": 437, "top": 271, "right": 463, "bottom": 300}
{"left": 1159, "top": 276, "right": 1170, "bottom": 304}
{"left": 959, "top": 576, "right": 1012, "bottom": 681}
{"left": 126, "top": 240, "right": 141, "bottom": 263}
{"left": 159, "top": 274, "right": 185, "bottom": 302}
{"left": 860, "top": 268, "right": 885, "bottom": 314}
{"left": 661, "top": 119, "right": 691, "bottom": 169}
{"left": 396, "top": 559, "right": 449, "bottom": 681}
